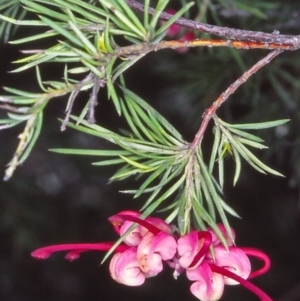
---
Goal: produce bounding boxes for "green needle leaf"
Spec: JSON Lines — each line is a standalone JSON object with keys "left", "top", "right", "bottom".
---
{"left": 39, "top": 15, "right": 83, "bottom": 48}
{"left": 232, "top": 146, "right": 242, "bottom": 186}
{"left": 209, "top": 125, "right": 221, "bottom": 174}
{"left": 220, "top": 118, "right": 289, "bottom": 130}
{"left": 119, "top": 155, "right": 157, "bottom": 171}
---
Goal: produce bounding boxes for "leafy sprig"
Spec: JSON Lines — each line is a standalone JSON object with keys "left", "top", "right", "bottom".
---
{"left": 48, "top": 84, "right": 286, "bottom": 246}
{"left": 0, "top": 0, "right": 24, "bottom": 43}
{"left": 0, "top": 0, "right": 192, "bottom": 179}
{"left": 211, "top": 117, "right": 289, "bottom": 188}
{"left": 0, "top": 0, "right": 294, "bottom": 245}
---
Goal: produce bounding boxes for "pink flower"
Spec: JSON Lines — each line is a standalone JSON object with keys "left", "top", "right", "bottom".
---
{"left": 32, "top": 211, "right": 176, "bottom": 285}
{"left": 31, "top": 213, "right": 273, "bottom": 301}
{"left": 109, "top": 213, "right": 177, "bottom": 278}
{"left": 176, "top": 224, "right": 273, "bottom": 301}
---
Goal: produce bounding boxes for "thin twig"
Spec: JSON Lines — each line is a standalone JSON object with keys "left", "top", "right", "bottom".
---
{"left": 88, "top": 76, "right": 102, "bottom": 124}
{"left": 0, "top": 96, "right": 14, "bottom": 103}
{"left": 61, "top": 73, "right": 94, "bottom": 131}
{"left": 117, "top": 38, "right": 293, "bottom": 58}
{"left": 0, "top": 104, "right": 30, "bottom": 113}
{"left": 191, "top": 49, "right": 283, "bottom": 148}
{"left": 126, "top": 0, "right": 300, "bottom": 50}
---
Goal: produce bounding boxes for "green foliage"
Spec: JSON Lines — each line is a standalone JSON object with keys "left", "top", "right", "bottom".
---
{"left": 49, "top": 86, "right": 287, "bottom": 243}
{"left": 0, "top": 0, "right": 192, "bottom": 178}
{"left": 0, "top": 0, "right": 24, "bottom": 43}
{"left": 0, "top": 0, "right": 298, "bottom": 244}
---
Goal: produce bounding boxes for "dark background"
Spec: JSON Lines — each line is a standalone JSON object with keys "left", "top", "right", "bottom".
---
{"left": 0, "top": 1, "right": 300, "bottom": 301}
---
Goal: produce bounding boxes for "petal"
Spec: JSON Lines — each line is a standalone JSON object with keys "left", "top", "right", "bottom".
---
{"left": 208, "top": 273, "right": 225, "bottom": 301}
{"left": 109, "top": 248, "right": 145, "bottom": 286}
{"left": 149, "top": 231, "right": 177, "bottom": 261}
{"left": 177, "top": 231, "right": 199, "bottom": 268}
{"left": 110, "top": 214, "right": 162, "bottom": 236}
{"left": 186, "top": 262, "right": 212, "bottom": 283}
{"left": 137, "top": 231, "right": 177, "bottom": 276}
{"left": 178, "top": 231, "right": 211, "bottom": 269}
{"left": 120, "top": 220, "right": 142, "bottom": 246}
{"left": 109, "top": 211, "right": 140, "bottom": 236}
{"left": 137, "top": 232, "right": 162, "bottom": 276}
{"left": 110, "top": 213, "right": 174, "bottom": 246}
{"left": 188, "top": 262, "right": 224, "bottom": 301}
{"left": 209, "top": 246, "right": 251, "bottom": 285}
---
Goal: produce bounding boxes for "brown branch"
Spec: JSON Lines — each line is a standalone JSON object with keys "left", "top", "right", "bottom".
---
{"left": 116, "top": 38, "right": 290, "bottom": 58}
{"left": 191, "top": 49, "right": 283, "bottom": 148}
{"left": 126, "top": 0, "right": 300, "bottom": 50}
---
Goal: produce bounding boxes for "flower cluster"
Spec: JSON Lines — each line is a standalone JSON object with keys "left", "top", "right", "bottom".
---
{"left": 31, "top": 211, "right": 272, "bottom": 301}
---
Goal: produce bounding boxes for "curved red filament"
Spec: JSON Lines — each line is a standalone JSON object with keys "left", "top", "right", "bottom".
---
{"left": 108, "top": 214, "right": 161, "bottom": 235}
{"left": 31, "top": 243, "right": 129, "bottom": 260}
{"left": 209, "top": 263, "right": 273, "bottom": 301}
{"left": 240, "top": 247, "right": 271, "bottom": 279}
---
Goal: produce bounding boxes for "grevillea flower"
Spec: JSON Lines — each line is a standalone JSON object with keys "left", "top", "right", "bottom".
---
{"left": 31, "top": 211, "right": 177, "bottom": 286}
{"left": 177, "top": 224, "right": 272, "bottom": 301}
{"left": 31, "top": 213, "right": 273, "bottom": 300}
{"left": 109, "top": 212, "right": 177, "bottom": 278}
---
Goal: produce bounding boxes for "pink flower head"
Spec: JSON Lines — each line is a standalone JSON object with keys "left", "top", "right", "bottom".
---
{"left": 176, "top": 225, "right": 273, "bottom": 301}
{"left": 109, "top": 212, "right": 177, "bottom": 278}
{"left": 31, "top": 213, "right": 273, "bottom": 301}
{"left": 32, "top": 211, "right": 177, "bottom": 287}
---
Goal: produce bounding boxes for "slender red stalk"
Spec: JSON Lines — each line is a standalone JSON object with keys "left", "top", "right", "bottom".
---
{"left": 209, "top": 263, "right": 273, "bottom": 301}
{"left": 240, "top": 248, "right": 271, "bottom": 279}
{"left": 191, "top": 49, "right": 282, "bottom": 147}
{"left": 31, "top": 243, "right": 128, "bottom": 260}
{"left": 108, "top": 214, "right": 161, "bottom": 235}
{"left": 189, "top": 231, "right": 212, "bottom": 268}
